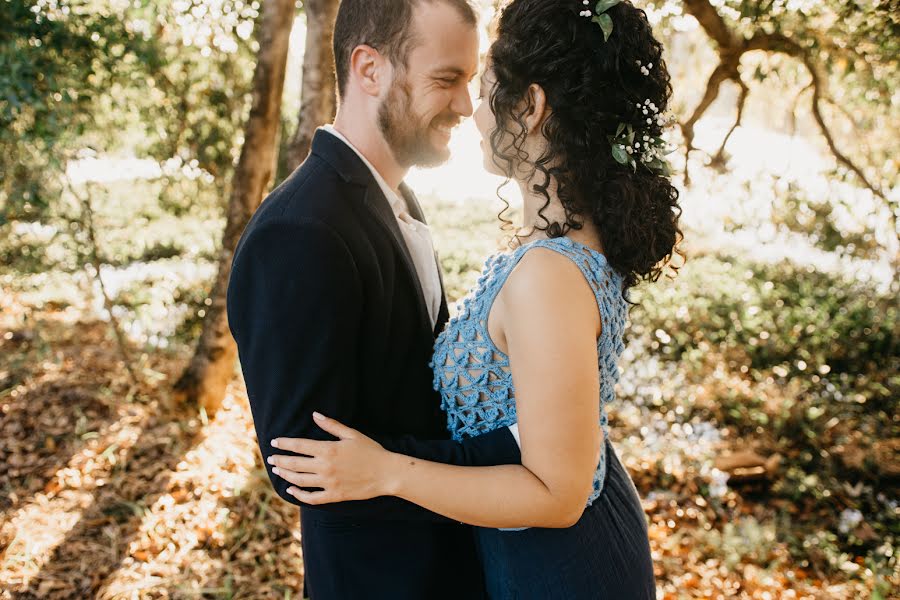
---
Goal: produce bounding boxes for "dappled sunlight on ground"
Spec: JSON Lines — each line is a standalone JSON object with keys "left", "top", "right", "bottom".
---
{"left": 0, "top": 312, "right": 302, "bottom": 599}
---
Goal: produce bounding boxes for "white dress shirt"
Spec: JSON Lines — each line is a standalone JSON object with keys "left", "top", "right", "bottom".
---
{"left": 322, "top": 125, "right": 442, "bottom": 328}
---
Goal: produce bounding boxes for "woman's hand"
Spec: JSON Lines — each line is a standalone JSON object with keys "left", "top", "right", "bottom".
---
{"left": 268, "top": 412, "right": 397, "bottom": 504}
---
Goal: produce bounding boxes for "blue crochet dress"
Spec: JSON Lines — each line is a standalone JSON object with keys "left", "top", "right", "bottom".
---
{"left": 432, "top": 236, "right": 626, "bottom": 502}
{"left": 430, "top": 236, "right": 655, "bottom": 599}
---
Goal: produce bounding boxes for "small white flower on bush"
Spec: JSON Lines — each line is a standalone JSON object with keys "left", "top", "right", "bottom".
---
{"left": 838, "top": 508, "right": 863, "bottom": 534}
{"left": 708, "top": 468, "right": 729, "bottom": 498}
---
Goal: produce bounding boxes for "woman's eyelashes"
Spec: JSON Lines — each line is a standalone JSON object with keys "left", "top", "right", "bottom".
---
{"left": 477, "top": 76, "right": 490, "bottom": 101}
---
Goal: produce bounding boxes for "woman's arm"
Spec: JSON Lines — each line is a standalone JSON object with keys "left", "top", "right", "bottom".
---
{"left": 270, "top": 248, "right": 603, "bottom": 528}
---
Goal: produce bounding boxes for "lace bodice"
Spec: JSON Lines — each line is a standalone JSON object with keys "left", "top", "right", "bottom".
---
{"left": 430, "top": 236, "right": 627, "bottom": 504}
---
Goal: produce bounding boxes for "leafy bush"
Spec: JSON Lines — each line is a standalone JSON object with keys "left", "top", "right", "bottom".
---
{"left": 628, "top": 254, "right": 898, "bottom": 378}
{"left": 429, "top": 195, "right": 518, "bottom": 303}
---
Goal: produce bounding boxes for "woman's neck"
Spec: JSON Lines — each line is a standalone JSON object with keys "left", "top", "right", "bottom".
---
{"left": 515, "top": 176, "right": 563, "bottom": 240}
{"left": 513, "top": 175, "right": 604, "bottom": 253}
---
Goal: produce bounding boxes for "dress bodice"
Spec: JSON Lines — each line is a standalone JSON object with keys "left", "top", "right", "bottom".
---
{"left": 430, "top": 236, "right": 628, "bottom": 505}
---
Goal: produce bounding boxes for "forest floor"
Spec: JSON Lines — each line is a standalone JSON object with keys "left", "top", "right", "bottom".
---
{"left": 1, "top": 294, "right": 893, "bottom": 599}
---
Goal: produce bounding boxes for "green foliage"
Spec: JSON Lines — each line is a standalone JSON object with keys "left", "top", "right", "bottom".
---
{"left": 143, "top": 0, "right": 266, "bottom": 166}
{"left": 0, "top": 0, "right": 162, "bottom": 137}
{"left": 429, "top": 194, "right": 519, "bottom": 302}
{"left": 769, "top": 182, "right": 882, "bottom": 260}
{"left": 592, "top": 0, "right": 620, "bottom": 42}
{"left": 626, "top": 251, "right": 896, "bottom": 578}
{"left": 697, "top": 517, "right": 780, "bottom": 570}
{"left": 0, "top": 0, "right": 161, "bottom": 220}
{"left": 0, "top": 0, "right": 263, "bottom": 226}
{"left": 629, "top": 254, "right": 897, "bottom": 376}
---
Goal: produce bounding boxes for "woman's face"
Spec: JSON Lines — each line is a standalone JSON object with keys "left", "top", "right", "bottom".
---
{"left": 473, "top": 65, "right": 504, "bottom": 177}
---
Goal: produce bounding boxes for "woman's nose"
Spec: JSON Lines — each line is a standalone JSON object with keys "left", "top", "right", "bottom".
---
{"left": 452, "top": 84, "right": 474, "bottom": 118}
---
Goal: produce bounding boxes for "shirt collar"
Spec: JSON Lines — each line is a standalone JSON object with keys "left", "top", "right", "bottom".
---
{"left": 321, "top": 125, "right": 406, "bottom": 215}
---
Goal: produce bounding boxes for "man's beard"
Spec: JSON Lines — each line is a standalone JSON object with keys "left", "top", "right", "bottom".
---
{"left": 378, "top": 77, "right": 455, "bottom": 168}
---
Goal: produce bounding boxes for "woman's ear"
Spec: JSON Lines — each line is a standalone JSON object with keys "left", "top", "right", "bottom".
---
{"left": 523, "top": 83, "right": 548, "bottom": 134}
{"left": 349, "top": 44, "right": 385, "bottom": 98}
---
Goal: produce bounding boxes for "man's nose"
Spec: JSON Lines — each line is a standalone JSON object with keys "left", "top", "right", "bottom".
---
{"left": 452, "top": 84, "right": 474, "bottom": 118}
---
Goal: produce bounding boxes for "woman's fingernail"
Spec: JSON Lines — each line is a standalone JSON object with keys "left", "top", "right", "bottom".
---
{"left": 271, "top": 439, "right": 279, "bottom": 448}
{"left": 266, "top": 456, "right": 275, "bottom": 465}
{"left": 313, "top": 412, "right": 324, "bottom": 420}
{"left": 272, "top": 467, "right": 280, "bottom": 475}
{"left": 287, "top": 486, "right": 297, "bottom": 495}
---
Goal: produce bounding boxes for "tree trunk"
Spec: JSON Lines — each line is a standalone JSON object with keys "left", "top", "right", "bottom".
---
{"left": 173, "top": 0, "right": 296, "bottom": 416}
{"left": 285, "top": 0, "right": 340, "bottom": 170}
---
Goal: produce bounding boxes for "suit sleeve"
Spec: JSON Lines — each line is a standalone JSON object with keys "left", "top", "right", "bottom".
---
{"left": 227, "top": 219, "right": 521, "bottom": 522}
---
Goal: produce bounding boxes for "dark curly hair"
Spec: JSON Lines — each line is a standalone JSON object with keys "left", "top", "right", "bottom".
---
{"left": 487, "top": 0, "right": 683, "bottom": 294}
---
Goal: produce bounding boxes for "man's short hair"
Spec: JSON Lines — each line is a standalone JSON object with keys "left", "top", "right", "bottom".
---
{"left": 333, "top": 0, "right": 478, "bottom": 99}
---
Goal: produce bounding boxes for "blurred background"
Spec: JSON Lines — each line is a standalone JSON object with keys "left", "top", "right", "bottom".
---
{"left": 0, "top": 0, "right": 897, "bottom": 598}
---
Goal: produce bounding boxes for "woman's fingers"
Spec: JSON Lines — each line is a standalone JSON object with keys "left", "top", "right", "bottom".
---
{"left": 268, "top": 454, "right": 317, "bottom": 473}
{"left": 269, "top": 413, "right": 362, "bottom": 454}
{"left": 287, "top": 487, "right": 333, "bottom": 504}
{"left": 271, "top": 467, "right": 323, "bottom": 489}
{"left": 270, "top": 436, "right": 329, "bottom": 456}
{"left": 313, "top": 412, "right": 360, "bottom": 440}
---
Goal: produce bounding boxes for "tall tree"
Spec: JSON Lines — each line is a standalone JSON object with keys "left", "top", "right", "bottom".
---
{"left": 285, "top": 0, "right": 340, "bottom": 169}
{"left": 173, "top": 0, "right": 296, "bottom": 415}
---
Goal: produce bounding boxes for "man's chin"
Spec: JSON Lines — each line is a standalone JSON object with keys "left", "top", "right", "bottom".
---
{"left": 390, "top": 130, "right": 452, "bottom": 168}
{"left": 398, "top": 141, "right": 450, "bottom": 169}
{"left": 414, "top": 145, "right": 451, "bottom": 168}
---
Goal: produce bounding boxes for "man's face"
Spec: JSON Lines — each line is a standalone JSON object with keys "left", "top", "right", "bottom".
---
{"left": 378, "top": 2, "right": 479, "bottom": 168}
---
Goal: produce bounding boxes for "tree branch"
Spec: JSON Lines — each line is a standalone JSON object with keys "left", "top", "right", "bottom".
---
{"left": 679, "top": 1, "right": 897, "bottom": 242}
{"left": 711, "top": 77, "right": 749, "bottom": 167}
{"left": 788, "top": 82, "right": 814, "bottom": 136}
{"left": 64, "top": 178, "right": 140, "bottom": 389}
{"left": 801, "top": 55, "right": 896, "bottom": 236}
{"left": 678, "top": 60, "right": 740, "bottom": 185}
{"left": 682, "top": 0, "right": 738, "bottom": 52}
{"left": 743, "top": 31, "right": 807, "bottom": 58}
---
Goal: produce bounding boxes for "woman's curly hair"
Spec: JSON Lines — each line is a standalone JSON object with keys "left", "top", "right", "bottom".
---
{"left": 488, "top": 0, "right": 683, "bottom": 294}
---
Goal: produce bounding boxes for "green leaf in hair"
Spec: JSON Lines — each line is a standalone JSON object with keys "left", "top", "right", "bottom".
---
{"left": 593, "top": 13, "right": 613, "bottom": 41}
{"left": 594, "top": 0, "right": 622, "bottom": 14}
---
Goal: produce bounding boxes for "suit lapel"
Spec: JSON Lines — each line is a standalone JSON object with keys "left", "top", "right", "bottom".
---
{"left": 399, "top": 182, "right": 426, "bottom": 223}
{"left": 361, "top": 183, "right": 432, "bottom": 334}
{"left": 311, "top": 129, "right": 445, "bottom": 337}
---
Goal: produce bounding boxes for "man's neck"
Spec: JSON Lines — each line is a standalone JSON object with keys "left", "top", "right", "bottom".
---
{"left": 332, "top": 111, "right": 407, "bottom": 192}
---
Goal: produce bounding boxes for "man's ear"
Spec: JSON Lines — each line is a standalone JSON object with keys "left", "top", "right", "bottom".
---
{"left": 348, "top": 44, "right": 385, "bottom": 98}
{"left": 523, "top": 83, "right": 548, "bottom": 134}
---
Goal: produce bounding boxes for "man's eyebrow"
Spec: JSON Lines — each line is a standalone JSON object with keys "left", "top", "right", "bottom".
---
{"left": 431, "top": 66, "right": 467, "bottom": 78}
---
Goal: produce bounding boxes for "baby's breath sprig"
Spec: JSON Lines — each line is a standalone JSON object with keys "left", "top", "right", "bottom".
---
{"left": 608, "top": 101, "right": 676, "bottom": 176}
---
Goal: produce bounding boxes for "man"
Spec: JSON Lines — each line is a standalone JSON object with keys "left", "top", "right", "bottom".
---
{"left": 226, "top": 1, "right": 522, "bottom": 598}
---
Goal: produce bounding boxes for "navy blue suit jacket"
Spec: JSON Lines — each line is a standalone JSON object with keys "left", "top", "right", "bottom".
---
{"left": 227, "top": 130, "right": 521, "bottom": 599}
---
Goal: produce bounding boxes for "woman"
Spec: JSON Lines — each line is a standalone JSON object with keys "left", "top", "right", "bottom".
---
{"left": 268, "top": 0, "right": 681, "bottom": 597}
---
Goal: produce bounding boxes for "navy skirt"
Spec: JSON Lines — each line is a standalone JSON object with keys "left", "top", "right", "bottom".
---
{"left": 474, "top": 441, "right": 656, "bottom": 599}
